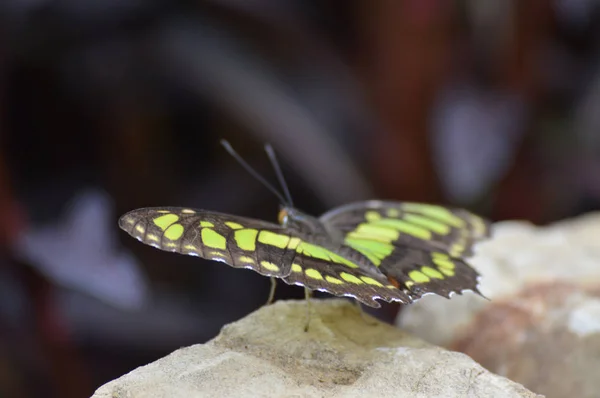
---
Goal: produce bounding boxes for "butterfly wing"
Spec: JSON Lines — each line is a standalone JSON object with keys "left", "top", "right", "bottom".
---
{"left": 319, "top": 200, "right": 492, "bottom": 300}
{"left": 120, "top": 207, "right": 411, "bottom": 307}
{"left": 279, "top": 240, "right": 412, "bottom": 308}
{"left": 119, "top": 207, "right": 298, "bottom": 278}
{"left": 321, "top": 200, "right": 491, "bottom": 256}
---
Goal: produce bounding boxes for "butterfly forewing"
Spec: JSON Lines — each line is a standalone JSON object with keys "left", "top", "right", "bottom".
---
{"left": 119, "top": 207, "right": 296, "bottom": 278}
{"left": 320, "top": 200, "right": 491, "bottom": 258}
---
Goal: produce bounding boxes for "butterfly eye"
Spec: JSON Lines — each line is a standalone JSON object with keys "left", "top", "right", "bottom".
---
{"left": 278, "top": 209, "right": 289, "bottom": 225}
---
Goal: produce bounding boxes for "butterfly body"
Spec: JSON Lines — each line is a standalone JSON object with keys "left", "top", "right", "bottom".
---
{"left": 119, "top": 199, "right": 491, "bottom": 308}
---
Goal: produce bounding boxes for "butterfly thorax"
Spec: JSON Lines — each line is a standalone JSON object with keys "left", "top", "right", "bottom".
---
{"left": 278, "top": 207, "right": 344, "bottom": 247}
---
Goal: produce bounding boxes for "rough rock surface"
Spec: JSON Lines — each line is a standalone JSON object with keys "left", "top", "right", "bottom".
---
{"left": 397, "top": 212, "right": 600, "bottom": 398}
{"left": 92, "top": 299, "right": 540, "bottom": 398}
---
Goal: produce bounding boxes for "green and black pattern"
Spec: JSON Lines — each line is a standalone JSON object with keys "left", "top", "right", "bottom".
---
{"left": 119, "top": 200, "right": 491, "bottom": 308}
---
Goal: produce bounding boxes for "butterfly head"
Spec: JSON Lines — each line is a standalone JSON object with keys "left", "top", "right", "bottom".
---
{"left": 278, "top": 206, "right": 309, "bottom": 228}
{"left": 278, "top": 207, "right": 306, "bottom": 227}
{"left": 277, "top": 207, "right": 290, "bottom": 226}
{"left": 278, "top": 206, "right": 323, "bottom": 235}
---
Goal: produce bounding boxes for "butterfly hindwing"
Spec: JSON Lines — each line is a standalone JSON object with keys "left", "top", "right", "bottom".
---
{"left": 119, "top": 207, "right": 297, "bottom": 278}
{"left": 375, "top": 247, "right": 480, "bottom": 300}
{"left": 280, "top": 241, "right": 412, "bottom": 308}
{"left": 320, "top": 200, "right": 490, "bottom": 299}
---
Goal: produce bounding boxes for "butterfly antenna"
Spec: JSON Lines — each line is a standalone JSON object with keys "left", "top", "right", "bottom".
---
{"left": 265, "top": 144, "right": 294, "bottom": 207}
{"left": 220, "top": 140, "right": 289, "bottom": 205}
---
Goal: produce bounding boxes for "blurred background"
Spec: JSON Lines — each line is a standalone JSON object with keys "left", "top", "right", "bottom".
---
{"left": 1, "top": 0, "right": 600, "bottom": 396}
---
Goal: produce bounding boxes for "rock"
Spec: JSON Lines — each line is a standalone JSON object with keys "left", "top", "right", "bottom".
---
{"left": 452, "top": 283, "right": 600, "bottom": 398}
{"left": 92, "top": 299, "right": 540, "bottom": 398}
{"left": 397, "top": 212, "right": 600, "bottom": 398}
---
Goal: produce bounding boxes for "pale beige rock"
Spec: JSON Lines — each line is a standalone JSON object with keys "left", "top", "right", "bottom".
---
{"left": 397, "top": 212, "right": 600, "bottom": 398}
{"left": 398, "top": 213, "right": 600, "bottom": 347}
{"left": 451, "top": 283, "right": 600, "bottom": 398}
{"left": 92, "top": 299, "right": 541, "bottom": 398}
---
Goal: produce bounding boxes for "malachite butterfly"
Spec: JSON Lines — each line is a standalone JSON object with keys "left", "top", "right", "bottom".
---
{"left": 119, "top": 141, "right": 491, "bottom": 308}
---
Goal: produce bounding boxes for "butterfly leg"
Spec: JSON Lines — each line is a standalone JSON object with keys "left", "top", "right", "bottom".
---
{"left": 265, "top": 277, "right": 277, "bottom": 305}
{"left": 303, "top": 287, "right": 313, "bottom": 332}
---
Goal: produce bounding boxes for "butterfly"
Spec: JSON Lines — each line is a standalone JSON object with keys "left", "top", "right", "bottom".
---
{"left": 118, "top": 141, "right": 491, "bottom": 308}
